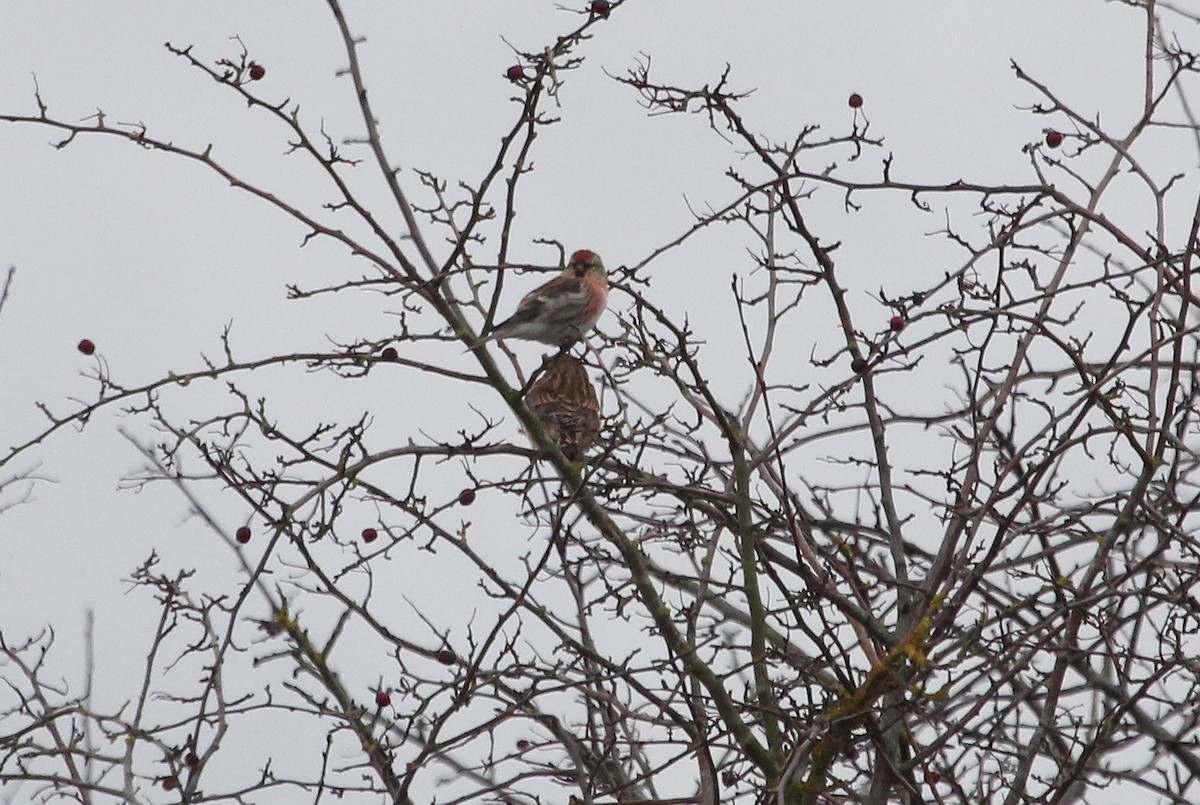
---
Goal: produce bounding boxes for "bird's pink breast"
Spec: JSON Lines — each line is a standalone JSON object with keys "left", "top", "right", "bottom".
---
{"left": 581, "top": 277, "right": 608, "bottom": 323}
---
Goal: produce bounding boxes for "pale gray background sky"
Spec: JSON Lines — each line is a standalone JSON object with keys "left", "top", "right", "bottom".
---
{"left": 0, "top": 3, "right": 1180, "bottom": 803}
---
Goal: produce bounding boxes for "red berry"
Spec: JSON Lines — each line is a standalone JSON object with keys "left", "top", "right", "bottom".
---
{"left": 375, "top": 689, "right": 391, "bottom": 707}
{"left": 889, "top": 315, "right": 906, "bottom": 331}
{"left": 516, "top": 739, "right": 531, "bottom": 750}
{"left": 926, "top": 770, "right": 942, "bottom": 785}
{"left": 185, "top": 752, "right": 200, "bottom": 767}
{"left": 590, "top": 0, "right": 611, "bottom": 16}
{"left": 1045, "top": 129, "right": 1063, "bottom": 148}
{"left": 721, "top": 771, "right": 736, "bottom": 786}
{"left": 248, "top": 63, "right": 266, "bottom": 81}
{"left": 362, "top": 527, "right": 378, "bottom": 543}
{"left": 161, "top": 776, "right": 179, "bottom": 790}
{"left": 77, "top": 339, "right": 95, "bottom": 355}
{"left": 848, "top": 93, "right": 863, "bottom": 109}
{"left": 436, "top": 648, "right": 457, "bottom": 665}
{"left": 380, "top": 347, "right": 398, "bottom": 361}
{"left": 505, "top": 65, "right": 525, "bottom": 82}
{"left": 235, "top": 526, "right": 252, "bottom": 544}
{"left": 457, "top": 488, "right": 476, "bottom": 506}
{"left": 851, "top": 357, "right": 868, "bottom": 374}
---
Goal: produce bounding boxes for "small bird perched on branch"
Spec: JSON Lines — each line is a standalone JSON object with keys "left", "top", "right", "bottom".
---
{"left": 482, "top": 249, "right": 608, "bottom": 347}
{"left": 524, "top": 353, "right": 600, "bottom": 461}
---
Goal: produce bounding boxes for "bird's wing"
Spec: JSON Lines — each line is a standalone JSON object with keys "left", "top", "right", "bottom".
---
{"left": 494, "top": 275, "right": 584, "bottom": 330}
{"left": 529, "top": 275, "right": 586, "bottom": 308}
{"left": 492, "top": 296, "right": 545, "bottom": 330}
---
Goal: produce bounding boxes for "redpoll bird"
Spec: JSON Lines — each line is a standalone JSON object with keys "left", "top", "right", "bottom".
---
{"left": 483, "top": 250, "right": 608, "bottom": 347}
{"left": 524, "top": 353, "right": 600, "bottom": 461}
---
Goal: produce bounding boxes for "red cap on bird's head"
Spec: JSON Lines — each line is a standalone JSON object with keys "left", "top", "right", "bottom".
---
{"left": 570, "top": 249, "right": 599, "bottom": 265}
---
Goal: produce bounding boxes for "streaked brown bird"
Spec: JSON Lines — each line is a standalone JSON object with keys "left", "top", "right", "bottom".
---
{"left": 524, "top": 353, "right": 601, "bottom": 461}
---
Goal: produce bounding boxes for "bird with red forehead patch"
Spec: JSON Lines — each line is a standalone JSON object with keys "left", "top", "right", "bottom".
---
{"left": 482, "top": 250, "right": 608, "bottom": 347}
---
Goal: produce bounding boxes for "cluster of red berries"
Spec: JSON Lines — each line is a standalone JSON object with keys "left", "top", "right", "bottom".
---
{"left": 506, "top": 3, "right": 611, "bottom": 81}
{"left": 232, "top": 484, "right": 475, "bottom": 547}
{"left": 846, "top": 92, "right": 1063, "bottom": 155}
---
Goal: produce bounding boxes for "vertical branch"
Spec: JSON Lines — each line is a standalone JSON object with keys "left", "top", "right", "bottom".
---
{"left": 0, "top": 265, "right": 15, "bottom": 321}
{"left": 733, "top": 440, "right": 783, "bottom": 763}
{"left": 326, "top": 0, "right": 438, "bottom": 277}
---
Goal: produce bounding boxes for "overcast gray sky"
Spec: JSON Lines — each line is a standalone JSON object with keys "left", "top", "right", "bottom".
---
{"left": 0, "top": 3, "right": 1184, "bottom": 803}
